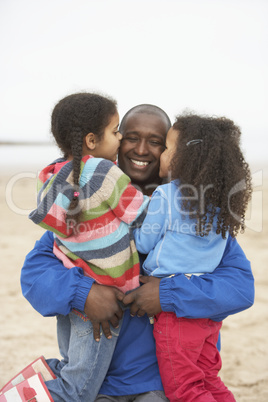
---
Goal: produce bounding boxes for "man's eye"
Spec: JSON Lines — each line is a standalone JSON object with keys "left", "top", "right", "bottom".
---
{"left": 125, "top": 137, "right": 138, "bottom": 142}
{"left": 149, "top": 141, "right": 165, "bottom": 147}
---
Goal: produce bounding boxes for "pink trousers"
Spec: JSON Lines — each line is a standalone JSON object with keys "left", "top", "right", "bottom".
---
{"left": 153, "top": 312, "right": 236, "bottom": 402}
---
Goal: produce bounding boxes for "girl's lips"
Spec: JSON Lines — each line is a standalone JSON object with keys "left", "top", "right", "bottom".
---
{"left": 130, "top": 159, "right": 150, "bottom": 168}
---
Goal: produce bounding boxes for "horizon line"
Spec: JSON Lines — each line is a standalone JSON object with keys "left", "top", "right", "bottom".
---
{"left": 0, "top": 141, "right": 54, "bottom": 146}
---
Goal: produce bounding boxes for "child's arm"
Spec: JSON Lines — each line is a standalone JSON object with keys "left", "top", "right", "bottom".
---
{"left": 100, "top": 161, "right": 150, "bottom": 224}
{"left": 29, "top": 162, "right": 75, "bottom": 238}
{"left": 132, "top": 188, "right": 167, "bottom": 254}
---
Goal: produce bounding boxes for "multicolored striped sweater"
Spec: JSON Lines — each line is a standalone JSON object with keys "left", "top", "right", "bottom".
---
{"left": 29, "top": 155, "right": 150, "bottom": 293}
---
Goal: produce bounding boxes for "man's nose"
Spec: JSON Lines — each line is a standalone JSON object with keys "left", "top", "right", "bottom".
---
{"left": 134, "top": 139, "right": 149, "bottom": 155}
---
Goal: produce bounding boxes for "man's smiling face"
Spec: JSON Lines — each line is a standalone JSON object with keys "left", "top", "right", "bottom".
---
{"left": 118, "top": 112, "right": 168, "bottom": 191}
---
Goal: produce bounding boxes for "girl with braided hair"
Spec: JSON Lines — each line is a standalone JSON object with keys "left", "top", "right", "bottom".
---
{"left": 28, "top": 93, "right": 150, "bottom": 401}
{"left": 133, "top": 113, "right": 252, "bottom": 402}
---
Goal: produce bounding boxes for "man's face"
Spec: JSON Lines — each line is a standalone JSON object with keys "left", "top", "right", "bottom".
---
{"left": 118, "top": 112, "right": 167, "bottom": 188}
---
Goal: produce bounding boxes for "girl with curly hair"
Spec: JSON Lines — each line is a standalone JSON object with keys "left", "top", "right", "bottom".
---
{"left": 133, "top": 113, "right": 252, "bottom": 402}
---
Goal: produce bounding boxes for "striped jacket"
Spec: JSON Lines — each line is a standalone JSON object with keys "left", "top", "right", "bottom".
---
{"left": 29, "top": 155, "right": 149, "bottom": 293}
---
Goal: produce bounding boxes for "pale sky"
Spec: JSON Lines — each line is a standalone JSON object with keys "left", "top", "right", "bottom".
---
{"left": 0, "top": 0, "right": 267, "bottom": 165}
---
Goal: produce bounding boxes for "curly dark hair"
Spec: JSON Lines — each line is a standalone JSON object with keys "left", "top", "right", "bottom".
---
{"left": 170, "top": 113, "right": 252, "bottom": 238}
{"left": 51, "top": 92, "right": 117, "bottom": 223}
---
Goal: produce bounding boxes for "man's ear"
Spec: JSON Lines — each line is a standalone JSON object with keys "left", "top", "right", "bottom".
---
{"left": 84, "top": 133, "right": 96, "bottom": 150}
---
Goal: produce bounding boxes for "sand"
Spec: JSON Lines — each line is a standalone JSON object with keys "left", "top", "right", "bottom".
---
{"left": 0, "top": 165, "right": 267, "bottom": 401}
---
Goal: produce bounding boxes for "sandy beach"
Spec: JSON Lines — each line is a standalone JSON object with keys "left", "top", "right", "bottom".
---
{"left": 0, "top": 163, "right": 267, "bottom": 401}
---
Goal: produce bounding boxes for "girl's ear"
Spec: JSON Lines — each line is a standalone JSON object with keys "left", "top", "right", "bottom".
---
{"left": 84, "top": 133, "right": 96, "bottom": 150}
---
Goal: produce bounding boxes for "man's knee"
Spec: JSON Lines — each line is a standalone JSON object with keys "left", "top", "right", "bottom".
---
{"left": 135, "top": 390, "right": 169, "bottom": 401}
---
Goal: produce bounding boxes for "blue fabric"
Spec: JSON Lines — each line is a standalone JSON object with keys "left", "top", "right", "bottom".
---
{"left": 20, "top": 230, "right": 254, "bottom": 396}
{"left": 21, "top": 232, "right": 94, "bottom": 316}
{"left": 159, "top": 235, "right": 254, "bottom": 322}
{"left": 45, "top": 312, "right": 121, "bottom": 402}
{"left": 99, "top": 311, "right": 163, "bottom": 395}
{"left": 133, "top": 181, "right": 227, "bottom": 277}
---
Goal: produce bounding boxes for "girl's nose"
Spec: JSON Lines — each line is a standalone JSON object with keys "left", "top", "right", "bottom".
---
{"left": 118, "top": 132, "right": 123, "bottom": 141}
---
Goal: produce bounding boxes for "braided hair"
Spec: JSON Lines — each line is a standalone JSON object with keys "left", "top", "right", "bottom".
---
{"left": 170, "top": 113, "right": 252, "bottom": 238}
{"left": 51, "top": 92, "right": 117, "bottom": 224}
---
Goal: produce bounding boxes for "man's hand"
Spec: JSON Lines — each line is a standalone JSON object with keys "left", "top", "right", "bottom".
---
{"left": 84, "top": 283, "right": 124, "bottom": 340}
{"left": 91, "top": 320, "right": 119, "bottom": 342}
{"left": 122, "top": 276, "right": 162, "bottom": 317}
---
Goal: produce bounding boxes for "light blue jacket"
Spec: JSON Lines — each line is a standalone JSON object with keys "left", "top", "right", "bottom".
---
{"left": 134, "top": 181, "right": 227, "bottom": 278}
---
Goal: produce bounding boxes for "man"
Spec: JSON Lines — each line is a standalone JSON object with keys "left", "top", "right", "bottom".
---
{"left": 118, "top": 104, "right": 170, "bottom": 194}
{"left": 21, "top": 105, "right": 254, "bottom": 401}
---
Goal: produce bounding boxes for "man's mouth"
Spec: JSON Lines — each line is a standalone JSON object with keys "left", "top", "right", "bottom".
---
{"left": 130, "top": 159, "right": 149, "bottom": 167}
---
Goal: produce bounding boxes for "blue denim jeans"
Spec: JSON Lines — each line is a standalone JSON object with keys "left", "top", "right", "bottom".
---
{"left": 45, "top": 310, "right": 121, "bottom": 402}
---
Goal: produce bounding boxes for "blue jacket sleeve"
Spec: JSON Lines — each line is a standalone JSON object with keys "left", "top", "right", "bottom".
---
{"left": 159, "top": 236, "right": 254, "bottom": 321}
{"left": 133, "top": 189, "right": 167, "bottom": 254}
{"left": 20, "top": 231, "right": 94, "bottom": 317}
